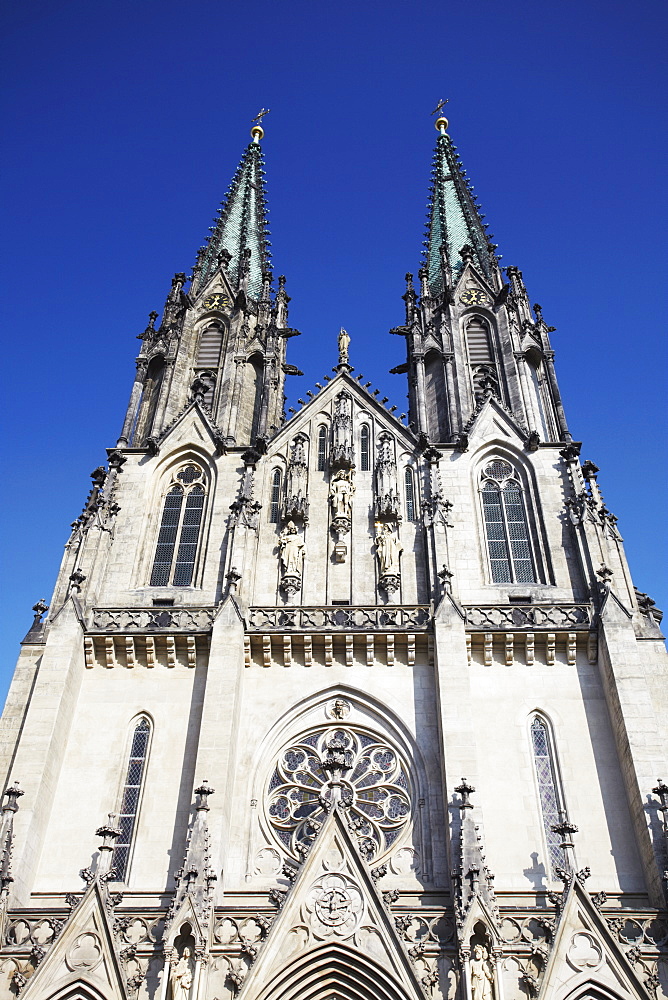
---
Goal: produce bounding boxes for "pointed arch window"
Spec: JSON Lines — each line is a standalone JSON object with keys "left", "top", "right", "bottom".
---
{"left": 405, "top": 467, "right": 417, "bottom": 522}
{"left": 317, "top": 426, "right": 327, "bottom": 472}
{"left": 150, "top": 464, "right": 206, "bottom": 586}
{"left": 360, "top": 426, "right": 370, "bottom": 471}
{"left": 112, "top": 717, "right": 151, "bottom": 882}
{"left": 466, "top": 316, "right": 499, "bottom": 401}
{"left": 270, "top": 469, "right": 282, "bottom": 523}
{"left": 530, "top": 715, "right": 567, "bottom": 874}
{"left": 195, "top": 324, "right": 224, "bottom": 368}
{"left": 480, "top": 459, "right": 535, "bottom": 584}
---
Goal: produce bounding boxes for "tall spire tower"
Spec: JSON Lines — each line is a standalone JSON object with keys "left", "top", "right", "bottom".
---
{"left": 394, "top": 115, "right": 570, "bottom": 447}
{"left": 117, "top": 120, "right": 297, "bottom": 452}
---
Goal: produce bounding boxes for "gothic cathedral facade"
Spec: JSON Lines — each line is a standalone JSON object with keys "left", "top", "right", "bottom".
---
{"left": 1, "top": 118, "right": 667, "bottom": 1000}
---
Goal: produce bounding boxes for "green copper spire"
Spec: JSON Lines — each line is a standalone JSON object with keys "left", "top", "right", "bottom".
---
{"left": 424, "top": 117, "right": 496, "bottom": 295}
{"left": 193, "top": 126, "right": 271, "bottom": 299}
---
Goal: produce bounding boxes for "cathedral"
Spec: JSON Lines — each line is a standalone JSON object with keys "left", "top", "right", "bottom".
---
{"left": 1, "top": 114, "right": 667, "bottom": 1000}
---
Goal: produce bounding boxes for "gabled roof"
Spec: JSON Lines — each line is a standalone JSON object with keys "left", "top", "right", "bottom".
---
{"left": 269, "top": 369, "right": 416, "bottom": 451}
{"left": 193, "top": 134, "right": 271, "bottom": 300}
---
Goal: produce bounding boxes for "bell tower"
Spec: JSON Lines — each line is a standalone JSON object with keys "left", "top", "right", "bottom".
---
{"left": 117, "top": 122, "right": 300, "bottom": 453}
{"left": 393, "top": 115, "right": 570, "bottom": 450}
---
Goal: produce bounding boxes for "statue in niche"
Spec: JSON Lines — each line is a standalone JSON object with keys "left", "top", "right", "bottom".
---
{"left": 337, "top": 327, "right": 351, "bottom": 365}
{"left": 170, "top": 947, "right": 194, "bottom": 1000}
{"left": 331, "top": 391, "right": 353, "bottom": 467}
{"left": 375, "top": 523, "right": 402, "bottom": 576}
{"left": 470, "top": 944, "right": 494, "bottom": 1000}
{"left": 329, "top": 470, "right": 355, "bottom": 520}
{"left": 279, "top": 521, "right": 306, "bottom": 577}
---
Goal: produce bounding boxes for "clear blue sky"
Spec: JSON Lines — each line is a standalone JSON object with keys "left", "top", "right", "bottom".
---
{"left": 1, "top": 0, "right": 667, "bottom": 696}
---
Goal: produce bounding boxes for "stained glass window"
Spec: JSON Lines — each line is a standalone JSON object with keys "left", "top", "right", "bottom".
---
{"left": 405, "top": 467, "right": 416, "bottom": 522}
{"left": 360, "top": 426, "right": 370, "bottom": 471}
{"left": 481, "top": 461, "right": 535, "bottom": 584}
{"left": 270, "top": 469, "right": 281, "bottom": 523}
{"left": 267, "top": 726, "right": 412, "bottom": 862}
{"left": 317, "top": 426, "right": 327, "bottom": 472}
{"left": 112, "top": 718, "right": 150, "bottom": 882}
{"left": 150, "top": 465, "right": 205, "bottom": 586}
{"left": 531, "top": 716, "right": 566, "bottom": 874}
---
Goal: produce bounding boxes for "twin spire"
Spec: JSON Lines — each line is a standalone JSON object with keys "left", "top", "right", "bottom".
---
{"left": 192, "top": 115, "right": 498, "bottom": 301}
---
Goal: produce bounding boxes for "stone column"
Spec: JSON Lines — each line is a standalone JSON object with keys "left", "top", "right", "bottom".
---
{"left": 443, "top": 353, "right": 458, "bottom": 440}
{"left": 117, "top": 374, "right": 144, "bottom": 447}
{"left": 225, "top": 357, "right": 246, "bottom": 444}
{"left": 544, "top": 351, "right": 571, "bottom": 442}
{"left": 413, "top": 353, "right": 429, "bottom": 435}
{"left": 514, "top": 352, "right": 538, "bottom": 433}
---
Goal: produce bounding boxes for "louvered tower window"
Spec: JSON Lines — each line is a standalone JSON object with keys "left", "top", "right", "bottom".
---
{"left": 466, "top": 316, "right": 499, "bottom": 401}
{"left": 150, "top": 464, "right": 206, "bottom": 586}
{"left": 530, "top": 716, "right": 567, "bottom": 875}
{"left": 466, "top": 316, "right": 493, "bottom": 364}
{"left": 317, "top": 426, "right": 327, "bottom": 472}
{"left": 360, "top": 426, "right": 370, "bottom": 471}
{"left": 270, "top": 469, "right": 282, "bottom": 523}
{"left": 112, "top": 717, "right": 151, "bottom": 882}
{"left": 195, "top": 325, "right": 223, "bottom": 367}
{"left": 480, "top": 459, "right": 535, "bottom": 583}
{"left": 405, "top": 467, "right": 416, "bottom": 522}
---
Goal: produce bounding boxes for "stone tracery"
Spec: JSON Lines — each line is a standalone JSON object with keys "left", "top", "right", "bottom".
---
{"left": 266, "top": 726, "right": 412, "bottom": 862}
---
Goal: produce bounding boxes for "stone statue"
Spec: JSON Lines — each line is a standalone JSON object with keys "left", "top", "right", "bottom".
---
{"left": 279, "top": 521, "right": 305, "bottom": 576}
{"left": 329, "top": 470, "right": 355, "bottom": 519}
{"left": 170, "top": 947, "right": 194, "bottom": 1000}
{"left": 337, "top": 327, "right": 350, "bottom": 365}
{"left": 470, "top": 944, "right": 494, "bottom": 1000}
{"left": 375, "top": 524, "right": 402, "bottom": 576}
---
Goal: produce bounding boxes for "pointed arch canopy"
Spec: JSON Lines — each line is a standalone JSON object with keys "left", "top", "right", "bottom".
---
{"left": 251, "top": 942, "right": 417, "bottom": 1000}
{"left": 45, "top": 982, "right": 115, "bottom": 1000}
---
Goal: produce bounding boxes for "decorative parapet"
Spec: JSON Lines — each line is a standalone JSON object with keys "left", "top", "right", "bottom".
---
{"left": 90, "top": 607, "right": 217, "bottom": 633}
{"left": 463, "top": 604, "right": 591, "bottom": 631}
{"left": 247, "top": 605, "right": 431, "bottom": 632}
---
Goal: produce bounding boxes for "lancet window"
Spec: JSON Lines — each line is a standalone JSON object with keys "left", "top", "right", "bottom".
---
{"left": 360, "top": 425, "right": 370, "bottom": 471}
{"left": 269, "top": 469, "right": 282, "bottom": 523}
{"left": 150, "top": 464, "right": 206, "bottom": 587}
{"left": 267, "top": 726, "right": 411, "bottom": 862}
{"left": 195, "top": 324, "right": 224, "bottom": 368}
{"left": 405, "top": 467, "right": 417, "bottom": 522}
{"left": 466, "top": 315, "right": 499, "bottom": 401}
{"left": 530, "top": 715, "right": 567, "bottom": 874}
{"left": 317, "top": 426, "right": 327, "bottom": 471}
{"left": 480, "top": 459, "right": 535, "bottom": 584}
{"left": 112, "top": 717, "right": 151, "bottom": 881}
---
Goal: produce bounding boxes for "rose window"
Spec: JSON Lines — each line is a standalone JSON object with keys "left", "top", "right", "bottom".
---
{"left": 267, "top": 727, "right": 411, "bottom": 861}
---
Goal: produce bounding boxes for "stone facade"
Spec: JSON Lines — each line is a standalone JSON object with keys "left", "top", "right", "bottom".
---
{"left": 1, "top": 120, "right": 667, "bottom": 1000}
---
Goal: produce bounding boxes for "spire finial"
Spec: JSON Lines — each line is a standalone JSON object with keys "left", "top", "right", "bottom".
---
{"left": 431, "top": 97, "right": 449, "bottom": 134}
{"left": 251, "top": 107, "right": 271, "bottom": 142}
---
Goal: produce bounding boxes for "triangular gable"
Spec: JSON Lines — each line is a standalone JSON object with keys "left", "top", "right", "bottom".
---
{"left": 192, "top": 267, "right": 235, "bottom": 308}
{"left": 465, "top": 394, "right": 529, "bottom": 446}
{"left": 540, "top": 879, "right": 648, "bottom": 1000}
{"left": 237, "top": 806, "right": 425, "bottom": 1000}
{"left": 453, "top": 260, "right": 497, "bottom": 301}
{"left": 269, "top": 371, "right": 416, "bottom": 453}
{"left": 153, "top": 400, "right": 226, "bottom": 454}
{"left": 21, "top": 881, "right": 127, "bottom": 1000}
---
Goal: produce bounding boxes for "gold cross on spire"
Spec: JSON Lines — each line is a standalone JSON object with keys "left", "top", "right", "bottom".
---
{"left": 430, "top": 98, "right": 449, "bottom": 117}
{"left": 252, "top": 108, "right": 271, "bottom": 124}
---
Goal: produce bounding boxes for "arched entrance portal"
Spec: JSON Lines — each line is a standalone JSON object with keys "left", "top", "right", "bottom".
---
{"left": 253, "top": 942, "right": 415, "bottom": 1000}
